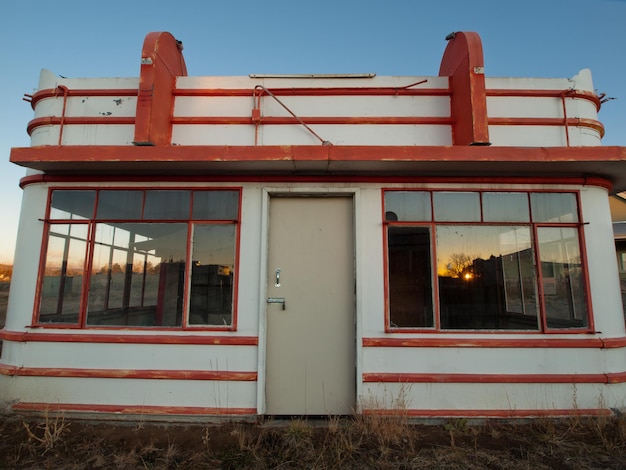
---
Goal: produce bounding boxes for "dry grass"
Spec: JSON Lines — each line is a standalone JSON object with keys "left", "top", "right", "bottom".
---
{"left": 1, "top": 412, "right": 626, "bottom": 469}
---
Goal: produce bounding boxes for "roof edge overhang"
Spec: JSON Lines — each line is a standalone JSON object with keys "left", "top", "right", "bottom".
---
{"left": 10, "top": 144, "right": 626, "bottom": 193}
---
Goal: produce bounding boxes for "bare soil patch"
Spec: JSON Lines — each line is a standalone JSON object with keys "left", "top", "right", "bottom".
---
{"left": 1, "top": 413, "right": 625, "bottom": 469}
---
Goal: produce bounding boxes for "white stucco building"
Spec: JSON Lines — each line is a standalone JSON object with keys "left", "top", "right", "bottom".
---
{"left": 2, "top": 31, "right": 626, "bottom": 418}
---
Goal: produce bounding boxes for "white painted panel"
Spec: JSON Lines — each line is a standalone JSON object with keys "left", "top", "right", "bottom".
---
{"left": 580, "top": 187, "right": 626, "bottom": 334}
{"left": 260, "top": 124, "right": 452, "bottom": 146}
{"left": 64, "top": 96, "right": 137, "bottom": 117}
{"left": 31, "top": 125, "right": 135, "bottom": 146}
{"left": 174, "top": 96, "right": 255, "bottom": 117}
{"left": 172, "top": 124, "right": 256, "bottom": 146}
{"left": 10, "top": 342, "right": 258, "bottom": 371}
{"left": 487, "top": 97, "right": 563, "bottom": 118}
{"left": 362, "top": 347, "right": 608, "bottom": 375}
{"left": 4, "top": 184, "right": 47, "bottom": 331}
{"left": 566, "top": 98, "right": 598, "bottom": 119}
{"left": 259, "top": 96, "right": 450, "bottom": 118}
{"left": 0, "top": 376, "right": 257, "bottom": 410}
{"left": 236, "top": 186, "right": 263, "bottom": 332}
{"left": 357, "top": 189, "right": 387, "bottom": 335}
{"left": 361, "top": 382, "right": 616, "bottom": 411}
{"left": 30, "top": 126, "right": 60, "bottom": 146}
{"left": 488, "top": 126, "right": 567, "bottom": 147}
{"left": 59, "top": 125, "right": 135, "bottom": 145}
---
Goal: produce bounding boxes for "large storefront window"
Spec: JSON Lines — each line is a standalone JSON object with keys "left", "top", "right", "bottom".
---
{"left": 384, "top": 190, "right": 590, "bottom": 331}
{"left": 37, "top": 188, "right": 240, "bottom": 329}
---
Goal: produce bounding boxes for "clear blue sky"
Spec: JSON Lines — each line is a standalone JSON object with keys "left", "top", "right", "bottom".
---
{"left": 1, "top": 0, "right": 625, "bottom": 263}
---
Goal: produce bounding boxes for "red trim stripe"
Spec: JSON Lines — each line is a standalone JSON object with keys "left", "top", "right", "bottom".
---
{"left": 0, "top": 330, "right": 258, "bottom": 346}
{"left": 12, "top": 402, "right": 256, "bottom": 416}
{"left": 0, "top": 364, "right": 257, "bottom": 381}
{"left": 28, "top": 88, "right": 138, "bottom": 109}
{"left": 362, "top": 336, "right": 626, "bottom": 349}
{"left": 362, "top": 372, "right": 626, "bottom": 384}
{"left": 363, "top": 408, "right": 612, "bottom": 418}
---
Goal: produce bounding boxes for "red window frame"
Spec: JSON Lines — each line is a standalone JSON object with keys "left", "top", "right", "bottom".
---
{"left": 382, "top": 188, "right": 594, "bottom": 334}
{"left": 32, "top": 186, "right": 242, "bottom": 331}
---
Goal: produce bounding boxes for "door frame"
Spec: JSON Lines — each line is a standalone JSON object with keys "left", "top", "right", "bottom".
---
{"left": 256, "top": 187, "right": 363, "bottom": 415}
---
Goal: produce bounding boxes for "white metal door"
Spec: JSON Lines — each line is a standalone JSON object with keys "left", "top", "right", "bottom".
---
{"left": 265, "top": 196, "right": 355, "bottom": 415}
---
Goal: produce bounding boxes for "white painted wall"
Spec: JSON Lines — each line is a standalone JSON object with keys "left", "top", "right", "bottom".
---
{"left": 2, "top": 181, "right": 625, "bottom": 414}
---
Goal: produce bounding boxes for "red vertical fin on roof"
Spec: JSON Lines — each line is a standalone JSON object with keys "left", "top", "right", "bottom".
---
{"left": 439, "top": 32, "right": 490, "bottom": 146}
{"left": 134, "top": 32, "right": 188, "bottom": 146}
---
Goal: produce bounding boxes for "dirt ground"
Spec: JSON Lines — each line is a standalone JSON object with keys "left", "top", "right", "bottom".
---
{"left": 1, "top": 282, "right": 626, "bottom": 468}
{"left": 1, "top": 412, "right": 626, "bottom": 469}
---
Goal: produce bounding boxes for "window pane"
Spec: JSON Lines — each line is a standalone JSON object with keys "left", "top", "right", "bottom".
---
{"left": 387, "top": 226, "right": 434, "bottom": 327}
{"left": 97, "top": 190, "right": 143, "bottom": 219}
{"left": 38, "top": 224, "right": 88, "bottom": 324}
{"left": 433, "top": 192, "right": 481, "bottom": 221}
{"left": 384, "top": 191, "right": 431, "bottom": 221}
{"left": 49, "top": 190, "right": 96, "bottom": 220}
{"left": 531, "top": 193, "right": 578, "bottom": 223}
{"left": 144, "top": 190, "right": 191, "bottom": 220}
{"left": 483, "top": 192, "right": 529, "bottom": 222}
{"left": 537, "top": 227, "right": 588, "bottom": 328}
{"left": 437, "top": 225, "right": 538, "bottom": 330}
{"left": 87, "top": 223, "right": 188, "bottom": 327}
{"left": 193, "top": 191, "right": 239, "bottom": 220}
{"left": 189, "top": 224, "right": 236, "bottom": 326}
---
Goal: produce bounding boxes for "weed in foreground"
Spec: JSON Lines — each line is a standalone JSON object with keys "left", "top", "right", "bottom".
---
{"left": 22, "top": 409, "right": 69, "bottom": 455}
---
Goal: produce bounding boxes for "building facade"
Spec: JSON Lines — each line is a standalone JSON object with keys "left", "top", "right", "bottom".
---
{"left": 2, "top": 31, "right": 626, "bottom": 418}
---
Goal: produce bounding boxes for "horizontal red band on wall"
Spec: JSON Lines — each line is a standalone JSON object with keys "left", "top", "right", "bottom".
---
{"left": 362, "top": 372, "right": 626, "bottom": 384}
{"left": 362, "top": 408, "right": 612, "bottom": 418}
{"left": 175, "top": 86, "right": 450, "bottom": 97}
{"left": 12, "top": 402, "right": 257, "bottom": 416}
{"left": 0, "top": 364, "right": 257, "bottom": 381}
{"left": 362, "top": 336, "right": 626, "bottom": 349}
{"left": 0, "top": 330, "right": 258, "bottom": 346}
{"left": 28, "top": 88, "right": 139, "bottom": 109}
{"left": 171, "top": 116, "right": 454, "bottom": 126}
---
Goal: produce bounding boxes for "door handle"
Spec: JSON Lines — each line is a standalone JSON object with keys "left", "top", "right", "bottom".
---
{"left": 267, "top": 297, "right": 286, "bottom": 310}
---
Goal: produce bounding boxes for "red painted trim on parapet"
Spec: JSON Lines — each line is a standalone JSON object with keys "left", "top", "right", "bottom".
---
{"left": 134, "top": 32, "right": 187, "bottom": 146}
{"left": 363, "top": 408, "right": 612, "bottom": 418}
{"left": 17, "top": 171, "right": 614, "bottom": 193}
{"left": 362, "top": 337, "right": 626, "bottom": 348}
{"left": 12, "top": 402, "right": 256, "bottom": 416}
{"left": 0, "top": 329, "right": 258, "bottom": 345}
{"left": 439, "top": 31, "right": 489, "bottom": 145}
{"left": 174, "top": 87, "right": 450, "bottom": 97}
{"left": 486, "top": 89, "right": 602, "bottom": 111}
{"left": 25, "top": 114, "right": 603, "bottom": 138}
{"left": 362, "top": 372, "right": 626, "bottom": 384}
{"left": 170, "top": 116, "right": 453, "bottom": 126}
{"left": 0, "top": 364, "right": 257, "bottom": 381}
